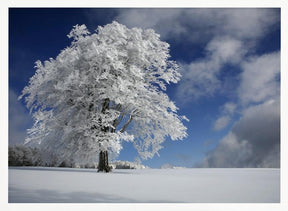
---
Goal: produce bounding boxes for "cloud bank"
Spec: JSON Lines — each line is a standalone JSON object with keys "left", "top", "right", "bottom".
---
{"left": 116, "top": 8, "right": 279, "bottom": 43}
{"left": 201, "top": 98, "right": 280, "bottom": 168}
{"left": 201, "top": 50, "right": 280, "bottom": 168}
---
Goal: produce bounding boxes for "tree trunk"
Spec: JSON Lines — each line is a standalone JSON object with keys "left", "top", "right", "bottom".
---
{"left": 97, "top": 98, "right": 112, "bottom": 172}
{"left": 97, "top": 150, "right": 111, "bottom": 172}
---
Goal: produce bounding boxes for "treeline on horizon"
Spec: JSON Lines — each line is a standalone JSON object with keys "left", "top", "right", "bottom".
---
{"left": 8, "top": 145, "right": 147, "bottom": 169}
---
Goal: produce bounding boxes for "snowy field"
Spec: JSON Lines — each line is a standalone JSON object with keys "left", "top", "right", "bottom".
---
{"left": 9, "top": 167, "right": 280, "bottom": 203}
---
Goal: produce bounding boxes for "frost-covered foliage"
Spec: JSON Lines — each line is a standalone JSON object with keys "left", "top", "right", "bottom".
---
{"left": 19, "top": 21, "right": 188, "bottom": 165}
{"left": 9, "top": 145, "right": 41, "bottom": 166}
{"left": 161, "top": 163, "right": 186, "bottom": 169}
{"left": 111, "top": 160, "right": 147, "bottom": 169}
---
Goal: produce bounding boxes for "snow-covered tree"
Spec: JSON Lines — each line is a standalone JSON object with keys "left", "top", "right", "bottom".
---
{"left": 9, "top": 145, "right": 40, "bottom": 166}
{"left": 19, "top": 21, "right": 188, "bottom": 172}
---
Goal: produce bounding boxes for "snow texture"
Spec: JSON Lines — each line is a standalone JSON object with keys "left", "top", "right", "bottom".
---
{"left": 9, "top": 167, "right": 279, "bottom": 203}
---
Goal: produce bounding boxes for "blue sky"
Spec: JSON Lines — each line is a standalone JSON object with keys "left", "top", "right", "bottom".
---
{"left": 9, "top": 8, "right": 281, "bottom": 168}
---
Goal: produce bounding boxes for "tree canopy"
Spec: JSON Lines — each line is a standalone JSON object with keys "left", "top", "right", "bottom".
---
{"left": 20, "top": 21, "right": 188, "bottom": 165}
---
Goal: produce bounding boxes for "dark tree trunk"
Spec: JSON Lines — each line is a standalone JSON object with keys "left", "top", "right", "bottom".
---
{"left": 97, "top": 98, "right": 112, "bottom": 172}
{"left": 97, "top": 150, "right": 111, "bottom": 172}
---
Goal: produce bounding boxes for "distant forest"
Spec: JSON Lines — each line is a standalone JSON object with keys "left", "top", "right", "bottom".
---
{"left": 8, "top": 145, "right": 147, "bottom": 169}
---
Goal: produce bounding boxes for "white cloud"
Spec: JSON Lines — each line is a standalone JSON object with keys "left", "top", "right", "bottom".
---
{"left": 201, "top": 132, "right": 253, "bottom": 168}
{"left": 238, "top": 51, "right": 280, "bottom": 105}
{"left": 9, "top": 89, "right": 32, "bottom": 145}
{"left": 116, "top": 9, "right": 186, "bottom": 40}
{"left": 212, "top": 102, "right": 237, "bottom": 131}
{"left": 176, "top": 37, "right": 245, "bottom": 101}
{"left": 206, "top": 36, "right": 246, "bottom": 64}
{"left": 218, "top": 9, "right": 279, "bottom": 40}
{"left": 116, "top": 8, "right": 279, "bottom": 43}
{"left": 213, "top": 116, "right": 230, "bottom": 131}
{"left": 222, "top": 102, "right": 237, "bottom": 115}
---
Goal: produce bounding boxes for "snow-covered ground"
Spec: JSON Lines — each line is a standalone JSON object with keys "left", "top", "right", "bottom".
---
{"left": 9, "top": 167, "right": 280, "bottom": 203}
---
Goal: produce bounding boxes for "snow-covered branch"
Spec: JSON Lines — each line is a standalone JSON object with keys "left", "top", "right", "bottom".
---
{"left": 120, "top": 115, "right": 133, "bottom": 133}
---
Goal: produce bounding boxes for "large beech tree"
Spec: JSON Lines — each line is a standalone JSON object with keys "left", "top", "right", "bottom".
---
{"left": 20, "top": 22, "right": 188, "bottom": 172}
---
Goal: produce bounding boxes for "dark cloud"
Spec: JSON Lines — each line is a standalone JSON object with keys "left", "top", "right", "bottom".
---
{"left": 232, "top": 99, "right": 280, "bottom": 167}
{"left": 200, "top": 99, "right": 280, "bottom": 168}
